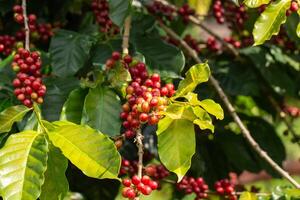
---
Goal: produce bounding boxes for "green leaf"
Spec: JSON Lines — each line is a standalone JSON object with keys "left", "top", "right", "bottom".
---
{"left": 188, "top": 0, "right": 212, "bottom": 15}
{"left": 192, "top": 107, "right": 214, "bottom": 132}
{"left": 175, "top": 63, "right": 210, "bottom": 97}
{"left": 157, "top": 118, "right": 195, "bottom": 181}
{"left": 108, "top": 0, "right": 131, "bottom": 27}
{"left": 0, "top": 131, "right": 48, "bottom": 200}
{"left": 49, "top": 29, "right": 95, "bottom": 77}
{"left": 133, "top": 36, "right": 185, "bottom": 79}
{"left": 184, "top": 93, "right": 224, "bottom": 120}
{"left": 0, "top": 54, "right": 14, "bottom": 72}
{"left": 61, "top": 88, "right": 88, "bottom": 124}
{"left": 239, "top": 192, "right": 258, "bottom": 200}
{"left": 107, "top": 63, "right": 131, "bottom": 88}
{"left": 297, "top": 22, "right": 300, "bottom": 38}
{"left": 48, "top": 123, "right": 121, "bottom": 180}
{"left": 0, "top": 105, "right": 32, "bottom": 134}
{"left": 244, "top": 0, "right": 270, "bottom": 8}
{"left": 42, "top": 77, "right": 79, "bottom": 121}
{"left": 253, "top": 0, "right": 291, "bottom": 45}
{"left": 82, "top": 85, "right": 122, "bottom": 137}
{"left": 40, "top": 142, "right": 69, "bottom": 200}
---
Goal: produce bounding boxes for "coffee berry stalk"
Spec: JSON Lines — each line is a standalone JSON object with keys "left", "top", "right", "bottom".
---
{"left": 12, "top": 48, "right": 46, "bottom": 107}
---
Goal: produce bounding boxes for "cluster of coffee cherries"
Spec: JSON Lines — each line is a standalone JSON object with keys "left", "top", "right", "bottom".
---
{"left": 146, "top": 1, "right": 176, "bottom": 22}
{"left": 212, "top": 0, "right": 248, "bottom": 29}
{"left": 105, "top": 54, "right": 175, "bottom": 139}
{"left": 177, "top": 176, "right": 209, "bottom": 200}
{"left": 206, "top": 37, "right": 220, "bottom": 52}
{"left": 214, "top": 179, "right": 237, "bottom": 200}
{"left": 13, "top": 5, "right": 54, "bottom": 43}
{"left": 283, "top": 105, "right": 300, "bottom": 118}
{"left": 12, "top": 48, "right": 46, "bottom": 107}
{"left": 122, "top": 175, "right": 159, "bottom": 199}
{"left": 144, "top": 164, "right": 170, "bottom": 180}
{"left": 184, "top": 35, "right": 201, "bottom": 53}
{"left": 0, "top": 35, "right": 16, "bottom": 56}
{"left": 91, "top": 0, "right": 119, "bottom": 34}
{"left": 286, "top": 1, "right": 299, "bottom": 15}
{"left": 224, "top": 37, "right": 241, "bottom": 48}
{"left": 119, "top": 159, "right": 138, "bottom": 176}
{"left": 272, "top": 28, "right": 296, "bottom": 51}
{"left": 177, "top": 4, "right": 195, "bottom": 24}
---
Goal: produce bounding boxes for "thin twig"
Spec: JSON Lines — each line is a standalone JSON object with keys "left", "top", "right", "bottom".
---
{"left": 122, "top": 16, "right": 131, "bottom": 55}
{"left": 157, "top": 20, "right": 300, "bottom": 189}
{"left": 22, "top": 0, "right": 30, "bottom": 50}
{"left": 153, "top": 0, "right": 300, "bottom": 145}
{"left": 135, "top": 129, "right": 144, "bottom": 178}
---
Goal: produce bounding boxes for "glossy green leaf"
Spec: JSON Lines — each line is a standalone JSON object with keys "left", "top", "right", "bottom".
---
{"left": 61, "top": 88, "right": 88, "bottom": 124}
{"left": 133, "top": 36, "right": 185, "bottom": 79}
{"left": 108, "top": 0, "right": 131, "bottom": 27}
{"left": 40, "top": 142, "right": 69, "bottom": 200}
{"left": 157, "top": 118, "right": 195, "bottom": 181}
{"left": 253, "top": 0, "right": 291, "bottom": 45}
{"left": 0, "top": 105, "right": 32, "bottom": 134}
{"left": 244, "top": 0, "right": 270, "bottom": 8}
{"left": 175, "top": 63, "right": 210, "bottom": 97}
{"left": 184, "top": 93, "right": 224, "bottom": 120}
{"left": 239, "top": 192, "right": 258, "bottom": 200}
{"left": 192, "top": 107, "right": 214, "bottom": 132}
{"left": 0, "top": 131, "right": 48, "bottom": 200}
{"left": 188, "top": 0, "right": 212, "bottom": 15}
{"left": 48, "top": 123, "right": 121, "bottom": 180}
{"left": 49, "top": 29, "right": 95, "bottom": 77}
{"left": 82, "top": 85, "right": 121, "bottom": 137}
{"left": 42, "top": 77, "right": 79, "bottom": 121}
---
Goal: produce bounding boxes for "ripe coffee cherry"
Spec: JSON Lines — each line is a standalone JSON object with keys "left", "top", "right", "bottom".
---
{"left": 150, "top": 73, "right": 160, "bottom": 82}
{"left": 141, "top": 175, "right": 151, "bottom": 185}
{"left": 112, "top": 51, "right": 121, "bottom": 60}
{"left": 123, "top": 55, "right": 132, "bottom": 64}
{"left": 141, "top": 185, "right": 152, "bottom": 195}
{"left": 122, "top": 179, "right": 131, "bottom": 187}
{"left": 148, "top": 181, "right": 158, "bottom": 190}
{"left": 132, "top": 175, "right": 141, "bottom": 185}
{"left": 139, "top": 113, "right": 149, "bottom": 123}
{"left": 290, "top": 1, "right": 299, "bottom": 12}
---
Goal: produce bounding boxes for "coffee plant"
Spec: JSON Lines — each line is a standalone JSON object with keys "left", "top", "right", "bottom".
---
{"left": 0, "top": 0, "right": 300, "bottom": 199}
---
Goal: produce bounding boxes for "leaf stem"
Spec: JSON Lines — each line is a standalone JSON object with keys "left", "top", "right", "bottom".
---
{"left": 22, "top": 0, "right": 30, "bottom": 51}
{"left": 157, "top": 20, "right": 300, "bottom": 189}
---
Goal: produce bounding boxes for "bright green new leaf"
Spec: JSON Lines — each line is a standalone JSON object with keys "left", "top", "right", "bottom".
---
{"left": 239, "top": 192, "right": 258, "bottom": 200}
{"left": 188, "top": 0, "right": 212, "bottom": 16}
{"left": 184, "top": 92, "right": 224, "bottom": 120}
{"left": 40, "top": 142, "right": 69, "bottom": 200}
{"left": 253, "top": 0, "right": 291, "bottom": 45}
{"left": 0, "top": 105, "right": 32, "bottom": 134}
{"left": 161, "top": 104, "right": 198, "bottom": 122}
{"left": 198, "top": 99, "right": 224, "bottom": 120}
{"left": 157, "top": 118, "right": 195, "bottom": 181}
{"left": 82, "top": 86, "right": 122, "bottom": 136}
{"left": 48, "top": 123, "right": 121, "bottom": 180}
{"left": 175, "top": 63, "right": 210, "bottom": 97}
{"left": 244, "top": 0, "right": 270, "bottom": 8}
{"left": 0, "top": 131, "right": 48, "bottom": 200}
{"left": 192, "top": 107, "right": 214, "bottom": 132}
{"left": 61, "top": 88, "right": 88, "bottom": 124}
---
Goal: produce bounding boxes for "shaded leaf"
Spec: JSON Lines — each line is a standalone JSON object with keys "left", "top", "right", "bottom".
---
{"left": 109, "top": 0, "right": 131, "bottom": 27}
{"left": 48, "top": 123, "right": 121, "bottom": 180}
{"left": 0, "top": 105, "right": 32, "bottom": 134}
{"left": 253, "top": 0, "right": 291, "bottom": 45}
{"left": 61, "top": 88, "right": 88, "bottom": 124}
{"left": 40, "top": 142, "right": 69, "bottom": 200}
{"left": 50, "top": 29, "right": 95, "bottom": 77}
{"left": 0, "top": 131, "right": 48, "bottom": 200}
{"left": 82, "top": 85, "right": 121, "bottom": 137}
{"left": 157, "top": 118, "right": 195, "bottom": 181}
